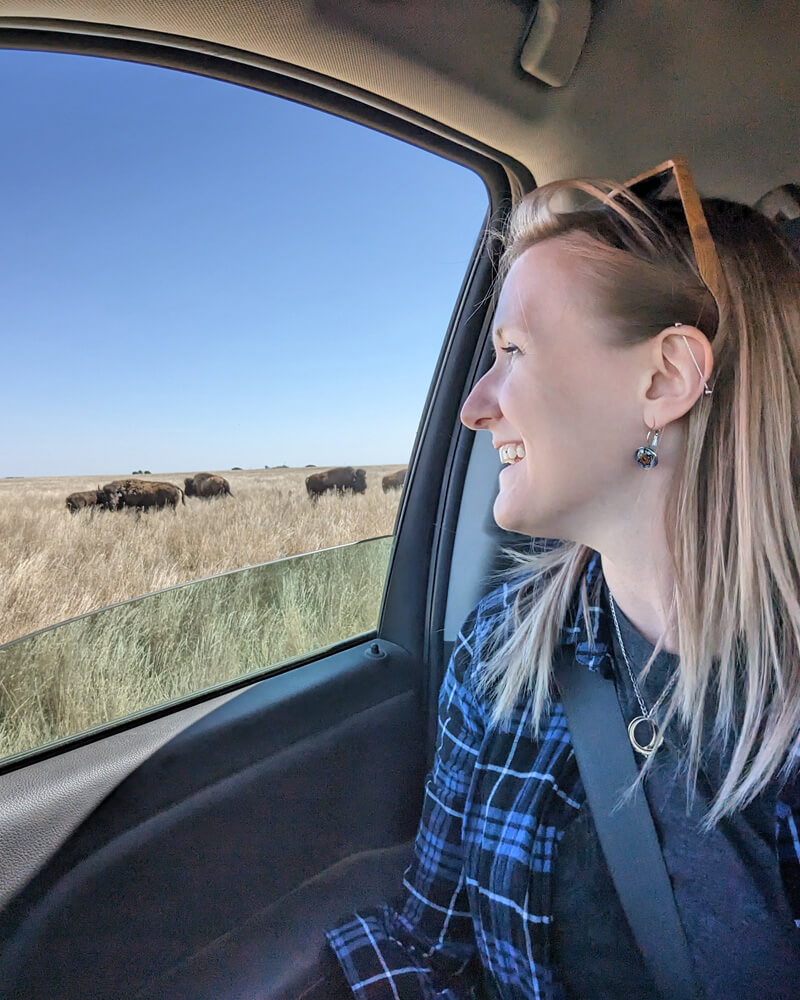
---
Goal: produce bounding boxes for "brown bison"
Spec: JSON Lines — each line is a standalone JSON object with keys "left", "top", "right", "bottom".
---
{"left": 65, "top": 490, "right": 102, "bottom": 514}
{"left": 184, "top": 473, "right": 233, "bottom": 499}
{"left": 100, "top": 478, "right": 185, "bottom": 512}
{"left": 381, "top": 468, "right": 407, "bottom": 492}
{"left": 305, "top": 466, "right": 367, "bottom": 499}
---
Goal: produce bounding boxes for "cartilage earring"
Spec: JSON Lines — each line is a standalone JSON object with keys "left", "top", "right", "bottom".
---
{"left": 674, "top": 323, "right": 713, "bottom": 396}
{"left": 635, "top": 427, "right": 661, "bottom": 469}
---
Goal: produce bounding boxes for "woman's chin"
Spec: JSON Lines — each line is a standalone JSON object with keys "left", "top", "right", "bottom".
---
{"left": 492, "top": 492, "right": 528, "bottom": 534}
{"left": 493, "top": 478, "right": 551, "bottom": 538}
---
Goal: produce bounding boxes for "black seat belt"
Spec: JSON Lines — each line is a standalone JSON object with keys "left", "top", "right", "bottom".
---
{"left": 554, "top": 644, "right": 697, "bottom": 1000}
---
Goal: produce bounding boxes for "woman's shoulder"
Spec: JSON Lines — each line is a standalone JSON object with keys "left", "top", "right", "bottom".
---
{"left": 463, "top": 571, "right": 531, "bottom": 648}
{"left": 477, "top": 571, "right": 531, "bottom": 622}
{"left": 447, "top": 571, "right": 535, "bottom": 702}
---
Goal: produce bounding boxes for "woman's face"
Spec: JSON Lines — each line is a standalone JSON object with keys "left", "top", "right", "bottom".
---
{"left": 460, "top": 237, "right": 650, "bottom": 542}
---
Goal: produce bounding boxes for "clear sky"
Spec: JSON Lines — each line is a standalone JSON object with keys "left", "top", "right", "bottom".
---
{"left": 2, "top": 50, "right": 488, "bottom": 478}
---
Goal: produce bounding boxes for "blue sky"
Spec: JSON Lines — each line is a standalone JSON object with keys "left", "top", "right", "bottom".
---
{"left": 2, "top": 50, "right": 488, "bottom": 478}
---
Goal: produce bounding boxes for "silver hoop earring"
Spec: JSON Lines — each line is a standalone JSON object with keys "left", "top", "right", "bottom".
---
{"left": 635, "top": 427, "right": 661, "bottom": 469}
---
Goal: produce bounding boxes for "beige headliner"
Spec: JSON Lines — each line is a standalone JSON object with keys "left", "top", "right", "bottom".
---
{"left": 1, "top": 0, "right": 798, "bottom": 201}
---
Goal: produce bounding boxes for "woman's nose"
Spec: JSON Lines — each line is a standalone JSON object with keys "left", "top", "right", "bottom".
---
{"left": 460, "top": 371, "right": 501, "bottom": 430}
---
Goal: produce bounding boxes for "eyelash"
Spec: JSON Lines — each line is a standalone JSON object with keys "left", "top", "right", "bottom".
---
{"left": 491, "top": 343, "right": 521, "bottom": 362}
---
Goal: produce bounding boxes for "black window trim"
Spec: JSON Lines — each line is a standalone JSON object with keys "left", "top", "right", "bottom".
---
{"left": 0, "top": 19, "right": 533, "bottom": 195}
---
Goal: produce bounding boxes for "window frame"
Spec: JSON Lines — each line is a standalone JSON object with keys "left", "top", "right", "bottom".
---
{"left": 0, "top": 22, "right": 532, "bottom": 776}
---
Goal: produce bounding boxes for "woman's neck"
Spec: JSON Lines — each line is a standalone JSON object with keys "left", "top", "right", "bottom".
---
{"left": 599, "top": 542, "right": 678, "bottom": 655}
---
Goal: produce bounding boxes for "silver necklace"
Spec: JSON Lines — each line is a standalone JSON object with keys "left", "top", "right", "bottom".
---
{"left": 608, "top": 592, "right": 662, "bottom": 757}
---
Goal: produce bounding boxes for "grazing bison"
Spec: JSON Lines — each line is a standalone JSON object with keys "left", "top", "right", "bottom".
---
{"left": 305, "top": 466, "right": 367, "bottom": 499}
{"left": 100, "top": 478, "right": 185, "bottom": 512}
{"left": 381, "top": 468, "right": 407, "bottom": 492}
{"left": 65, "top": 490, "right": 102, "bottom": 514}
{"left": 184, "top": 472, "right": 233, "bottom": 499}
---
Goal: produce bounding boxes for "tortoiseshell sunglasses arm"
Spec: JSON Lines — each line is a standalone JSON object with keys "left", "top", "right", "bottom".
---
{"left": 624, "top": 157, "right": 724, "bottom": 312}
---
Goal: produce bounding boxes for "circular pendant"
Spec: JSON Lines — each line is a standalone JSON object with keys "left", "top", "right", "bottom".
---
{"left": 628, "top": 716, "right": 661, "bottom": 757}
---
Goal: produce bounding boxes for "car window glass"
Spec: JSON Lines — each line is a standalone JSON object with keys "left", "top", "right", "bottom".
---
{"left": 0, "top": 50, "right": 488, "bottom": 762}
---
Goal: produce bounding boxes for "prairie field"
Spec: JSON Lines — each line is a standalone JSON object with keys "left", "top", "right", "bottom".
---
{"left": 0, "top": 466, "right": 404, "bottom": 759}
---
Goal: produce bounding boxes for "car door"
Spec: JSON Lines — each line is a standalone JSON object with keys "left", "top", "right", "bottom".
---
{"left": 0, "top": 22, "right": 527, "bottom": 1000}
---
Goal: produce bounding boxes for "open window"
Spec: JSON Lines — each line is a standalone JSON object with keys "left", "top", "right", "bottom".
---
{"left": 0, "top": 45, "right": 491, "bottom": 764}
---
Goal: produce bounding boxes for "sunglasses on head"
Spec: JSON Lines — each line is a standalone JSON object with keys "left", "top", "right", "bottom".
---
{"left": 621, "top": 157, "right": 724, "bottom": 324}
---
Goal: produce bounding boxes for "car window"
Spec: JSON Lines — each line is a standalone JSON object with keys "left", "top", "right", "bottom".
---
{"left": 0, "top": 50, "right": 489, "bottom": 762}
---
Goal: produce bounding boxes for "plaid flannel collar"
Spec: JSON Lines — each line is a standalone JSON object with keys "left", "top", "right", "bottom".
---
{"left": 560, "top": 549, "right": 616, "bottom": 678}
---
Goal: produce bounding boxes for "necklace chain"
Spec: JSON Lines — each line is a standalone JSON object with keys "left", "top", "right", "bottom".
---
{"left": 607, "top": 589, "right": 663, "bottom": 757}
{"left": 608, "top": 591, "right": 650, "bottom": 719}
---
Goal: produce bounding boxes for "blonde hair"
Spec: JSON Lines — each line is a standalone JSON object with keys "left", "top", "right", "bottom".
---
{"left": 478, "top": 179, "right": 800, "bottom": 824}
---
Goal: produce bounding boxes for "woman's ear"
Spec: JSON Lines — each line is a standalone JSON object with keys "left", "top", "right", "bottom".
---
{"left": 643, "top": 325, "right": 713, "bottom": 421}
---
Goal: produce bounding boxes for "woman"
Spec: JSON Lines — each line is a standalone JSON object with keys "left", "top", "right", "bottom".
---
{"left": 326, "top": 163, "right": 800, "bottom": 998}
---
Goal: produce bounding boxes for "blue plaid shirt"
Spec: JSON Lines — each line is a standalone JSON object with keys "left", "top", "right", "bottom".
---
{"left": 327, "top": 551, "right": 800, "bottom": 999}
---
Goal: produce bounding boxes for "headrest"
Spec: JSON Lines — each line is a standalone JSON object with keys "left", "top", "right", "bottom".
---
{"left": 755, "top": 183, "right": 800, "bottom": 258}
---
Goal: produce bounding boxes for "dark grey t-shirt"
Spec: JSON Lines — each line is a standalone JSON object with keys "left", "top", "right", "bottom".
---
{"left": 551, "top": 591, "right": 800, "bottom": 999}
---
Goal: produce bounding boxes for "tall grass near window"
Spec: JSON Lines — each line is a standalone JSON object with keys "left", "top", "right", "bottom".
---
{"left": 0, "top": 467, "right": 403, "bottom": 759}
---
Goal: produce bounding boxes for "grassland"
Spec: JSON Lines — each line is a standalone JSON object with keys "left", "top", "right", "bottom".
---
{"left": 0, "top": 466, "right": 404, "bottom": 759}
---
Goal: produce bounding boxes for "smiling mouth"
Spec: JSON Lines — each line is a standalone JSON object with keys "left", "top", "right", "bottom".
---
{"left": 499, "top": 443, "right": 525, "bottom": 464}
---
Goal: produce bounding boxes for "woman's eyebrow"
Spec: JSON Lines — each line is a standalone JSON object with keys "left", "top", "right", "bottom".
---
{"left": 493, "top": 326, "right": 526, "bottom": 345}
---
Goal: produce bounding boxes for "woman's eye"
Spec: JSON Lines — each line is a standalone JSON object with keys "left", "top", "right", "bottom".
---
{"left": 489, "top": 342, "right": 521, "bottom": 365}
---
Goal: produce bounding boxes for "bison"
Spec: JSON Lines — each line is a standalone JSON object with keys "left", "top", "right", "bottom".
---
{"left": 305, "top": 466, "right": 367, "bottom": 499}
{"left": 100, "top": 478, "right": 185, "bottom": 512}
{"left": 381, "top": 468, "right": 407, "bottom": 492}
{"left": 184, "top": 472, "right": 233, "bottom": 499}
{"left": 65, "top": 490, "right": 102, "bottom": 514}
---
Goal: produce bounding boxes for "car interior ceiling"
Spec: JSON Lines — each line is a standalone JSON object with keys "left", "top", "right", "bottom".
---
{"left": 2, "top": 0, "right": 797, "bottom": 199}
{"left": 1, "top": 2, "right": 798, "bottom": 997}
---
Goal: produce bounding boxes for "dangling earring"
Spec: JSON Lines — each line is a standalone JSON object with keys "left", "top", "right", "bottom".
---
{"left": 635, "top": 426, "right": 661, "bottom": 469}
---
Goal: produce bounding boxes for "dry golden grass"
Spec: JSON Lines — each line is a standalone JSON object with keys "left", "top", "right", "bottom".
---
{"left": 0, "top": 465, "right": 403, "bottom": 645}
{"left": 0, "top": 466, "right": 404, "bottom": 759}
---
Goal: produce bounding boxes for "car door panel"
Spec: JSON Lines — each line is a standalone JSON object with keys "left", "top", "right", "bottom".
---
{"left": 0, "top": 641, "right": 424, "bottom": 999}
{"left": 138, "top": 841, "right": 414, "bottom": 1000}
{"left": 0, "top": 685, "right": 244, "bottom": 907}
